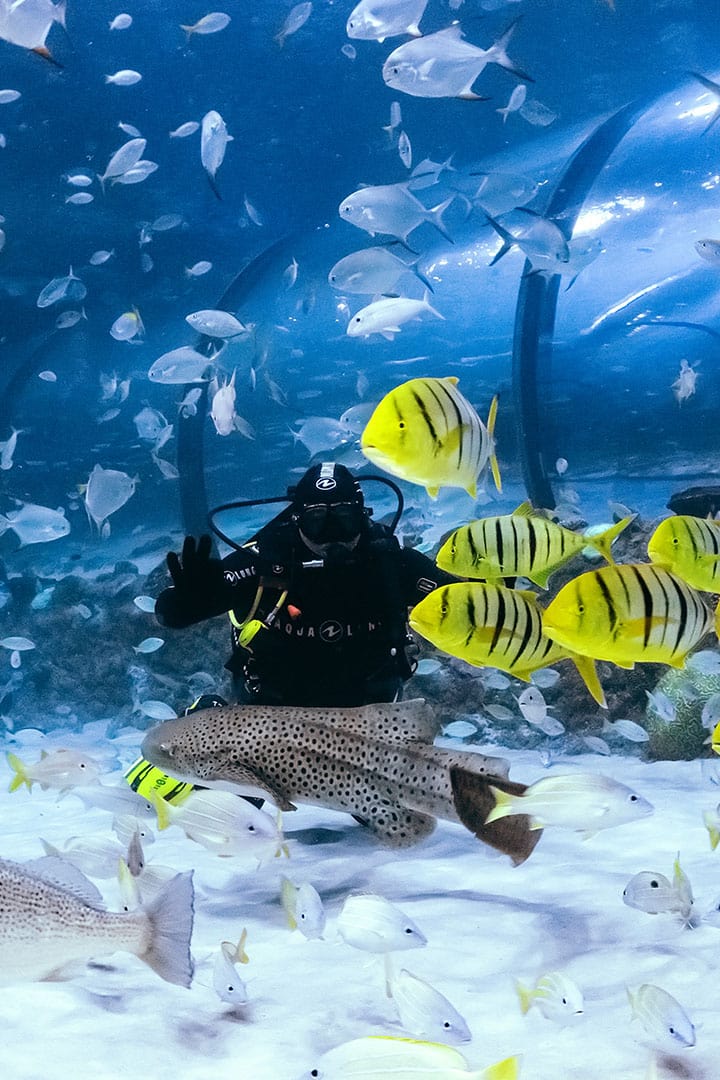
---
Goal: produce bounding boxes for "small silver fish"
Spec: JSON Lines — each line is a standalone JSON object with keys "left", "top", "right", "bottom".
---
{"left": 516, "top": 971, "right": 584, "bottom": 1025}
{"left": 339, "top": 182, "right": 454, "bottom": 244}
{"left": 200, "top": 110, "right": 232, "bottom": 199}
{"left": 280, "top": 876, "right": 326, "bottom": 939}
{"left": 627, "top": 984, "right": 695, "bottom": 1049}
{"left": 180, "top": 12, "right": 230, "bottom": 37}
{"left": 147, "top": 346, "right": 214, "bottom": 384}
{"left": 347, "top": 0, "right": 427, "bottom": 42}
{"left": 105, "top": 69, "right": 142, "bottom": 85}
{"left": 337, "top": 894, "right": 427, "bottom": 954}
{"left": 274, "top": 2, "right": 312, "bottom": 47}
{"left": 389, "top": 967, "right": 471, "bottom": 1043}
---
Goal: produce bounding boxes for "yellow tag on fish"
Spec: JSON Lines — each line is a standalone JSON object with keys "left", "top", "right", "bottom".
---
{"left": 123, "top": 757, "right": 194, "bottom": 804}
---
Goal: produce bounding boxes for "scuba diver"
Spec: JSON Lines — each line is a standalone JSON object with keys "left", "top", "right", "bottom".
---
{"left": 155, "top": 462, "right": 457, "bottom": 708}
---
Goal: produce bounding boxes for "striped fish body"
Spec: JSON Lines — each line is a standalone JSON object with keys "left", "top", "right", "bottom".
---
{"left": 360, "top": 375, "right": 501, "bottom": 498}
{"left": 648, "top": 515, "right": 720, "bottom": 593}
{"left": 437, "top": 503, "right": 632, "bottom": 587}
{"left": 542, "top": 563, "right": 713, "bottom": 668}
{"left": 409, "top": 582, "right": 605, "bottom": 705}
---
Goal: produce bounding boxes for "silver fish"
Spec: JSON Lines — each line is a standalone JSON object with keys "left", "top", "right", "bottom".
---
{"left": 0, "top": 501, "right": 69, "bottom": 545}
{"left": 339, "top": 182, "right": 454, "bottom": 244}
{"left": 141, "top": 699, "right": 539, "bottom": 863}
{"left": 274, "top": 2, "right": 312, "bottom": 47}
{"left": 382, "top": 19, "right": 530, "bottom": 99}
{"left": 147, "top": 345, "right": 215, "bottom": 384}
{"left": 347, "top": 0, "right": 427, "bottom": 42}
{"left": 200, "top": 110, "right": 232, "bottom": 199}
{"left": 328, "top": 247, "right": 431, "bottom": 295}
{"left": 0, "top": 856, "right": 193, "bottom": 986}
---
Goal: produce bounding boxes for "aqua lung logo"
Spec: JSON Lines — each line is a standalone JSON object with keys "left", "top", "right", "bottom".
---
{"left": 319, "top": 619, "right": 344, "bottom": 642}
{"left": 315, "top": 477, "right": 337, "bottom": 492}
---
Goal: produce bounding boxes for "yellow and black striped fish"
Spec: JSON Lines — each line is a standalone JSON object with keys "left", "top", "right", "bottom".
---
{"left": 648, "top": 515, "right": 720, "bottom": 593}
{"left": 542, "top": 563, "right": 713, "bottom": 669}
{"left": 436, "top": 503, "right": 634, "bottom": 588}
{"left": 409, "top": 582, "right": 606, "bottom": 706}
{"left": 360, "top": 375, "right": 501, "bottom": 498}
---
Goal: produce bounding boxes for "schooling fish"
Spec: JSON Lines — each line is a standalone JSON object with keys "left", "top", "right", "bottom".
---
{"left": 200, "top": 109, "right": 232, "bottom": 199}
{"left": 382, "top": 19, "right": 531, "bottom": 99}
{"left": 542, "top": 563, "right": 713, "bottom": 669}
{"left": 346, "top": 0, "right": 428, "bottom": 42}
{"left": 627, "top": 984, "right": 696, "bottom": 1049}
{"left": 436, "top": 502, "right": 633, "bottom": 588}
{"left": 515, "top": 970, "right": 584, "bottom": 1025}
{"left": 347, "top": 291, "right": 443, "bottom": 340}
{"left": 7, "top": 748, "right": 103, "bottom": 793}
{"left": 0, "top": 856, "right": 193, "bottom": 986}
{"left": 0, "top": 500, "right": 70, "bottom": 545}
{"left": 389, "top": 967, "right": 472, "bottom": 1044}
{"left": 338, "top": 182, "right": 454, "bottom": 245}
{"left": 141, "top": 698, "right": 541, "bottom": 864}
{"left": 484, "top": 772, "right": 653, "bottom": 836}
{"left": 409, "top": 582, "right": 606, "bottom": 707}
{"left": 647, "top": 514, "right": 720, "bottom": 593}
{"left": 309, "top": 1037, "right": 520, "bottom": 1079}
{"left": 360, "top": 376, "right": 501, "bottom": 498}
{"left": 622, "top": 854, "right": 694, "bottom": 921}
{"left": 328, "top": 247, "right": 431, "bottom": 295}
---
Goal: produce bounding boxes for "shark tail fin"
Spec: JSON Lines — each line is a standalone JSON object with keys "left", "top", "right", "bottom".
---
{"left": 449, "top": 768, "right": 541, "bottom": 865}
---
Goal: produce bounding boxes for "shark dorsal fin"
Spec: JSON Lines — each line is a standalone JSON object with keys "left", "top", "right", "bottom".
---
{"left": 326, "top": 699, "right": 439, "bottom": 744}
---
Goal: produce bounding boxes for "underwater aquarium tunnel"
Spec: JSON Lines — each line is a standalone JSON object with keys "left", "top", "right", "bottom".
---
{"left": 167, "top": 76, "right": 720, "bottom": 537}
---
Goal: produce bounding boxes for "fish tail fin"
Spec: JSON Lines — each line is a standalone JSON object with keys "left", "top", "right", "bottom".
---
{"left": 140, "top": 870, "right": 195, "bottom": 987}
{"left": 206, "top": 174, "right": 223, "bottom": 201}
{"left": 480, "top": 1055, "right": 522, "bottom": 1080}
{"left": 54, "top": 0, "right": 67, "bottom": 29}
{"left": 515, "top": 979, "right": 534, "bottom": 1015}
{"left": 567, "top": 652, "right": 607, "bottom": 709}
{"left": 703, "top": 810, "right": 720, "bottom": 850}
{"left": 486, "top": 395, "right": 502, "bottom": 493}
{"left": 148, "top": 789, "right": 173, "bottom": 831}
{"left": 584, "top": 514, "right": 636, "bottom": 564}
{"left": 422, "top": 288, "right": 445, "bottom": 321}
{"left": 179, "top": 24, "right": 194, "bottom": 40}
{"left": 450, "top": 768, "right": 541, "bottom": 865}
{"left": 32, "top": 45, "right": 63, "bottom": 67}
{"left": 6, "top": 752, "right": 31, "bottom": 792}
{"left": 485, "top": 16, "right": 534, "bottom": 82}
{"left": 0, "top": 514, "right": 10, "bottom": 538}
{"left": 427, "top": 196, "right": 455, "bottom": 242}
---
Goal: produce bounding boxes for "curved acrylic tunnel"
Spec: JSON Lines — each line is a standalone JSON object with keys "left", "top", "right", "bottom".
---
{"left": 2, "top": 76, "right": 719, "bottom": 546}
{"left": 173, "top": 74, "right": 720, "bottom": 534}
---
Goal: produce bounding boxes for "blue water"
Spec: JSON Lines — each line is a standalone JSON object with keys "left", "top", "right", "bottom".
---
{"left": 0, "top": 0, "right": 719, "bottom": 726}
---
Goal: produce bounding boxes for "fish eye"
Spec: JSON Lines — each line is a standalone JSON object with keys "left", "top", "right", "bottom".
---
{"left": 353, "top": 316, "right": 361, "bottom": 323}
{"left": 247, "top": 824, "right": 255, "bottom": 832}
{"left": 629, "top": 794, "right": 638, "bottom": 801}
{"left": 404, "top": 926, "right": 414, "bottom": 933}
{"left": 390, "top": 66, "right": 399, "bottom": 75}
{"left": 443, "top": 1021, "right": 451, "bottom": 1028}
{"left": 577, "top": 604, "right": 585, "bottom": 613}
{"left": 650, "top": 879, "right": 659, "bottom": 887}
{"left": 311, "top": 1072, "right": 319, "bottom": 1078}
{"left": 561, "top": 997, "right": 567, "bottom": 1005}
{"left": 398, "top": 420, "right": 406, "bottom": 429}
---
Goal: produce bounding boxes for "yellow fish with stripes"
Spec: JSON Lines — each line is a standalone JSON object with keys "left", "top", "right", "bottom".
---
{"left": 647, "top": 514, "right": 720, "bottom": 593}
{"left": 360, "top": 375, "right": 501, "bottom": 498}
{"left": 542, "top": 563, "right": 713, "bottom": 669}
{"left": 409, "top": 581, "right": 606, "bottom": 706}
{"left": 436, "top": 502, "right": 634, "bottom": 588}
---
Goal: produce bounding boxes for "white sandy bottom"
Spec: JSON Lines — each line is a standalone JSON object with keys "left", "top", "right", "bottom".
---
{"left": 0, "top": 733, "right": 718, "bottom": 1080}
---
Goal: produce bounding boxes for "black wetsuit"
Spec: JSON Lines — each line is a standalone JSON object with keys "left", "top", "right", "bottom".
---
{"left": 155, "top": 521, "right": 456, "bottom": 707}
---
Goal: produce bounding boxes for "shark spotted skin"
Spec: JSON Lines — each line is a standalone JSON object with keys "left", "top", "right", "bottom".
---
{"left": 141, "top": 699, "right": 540, "bottom": 864}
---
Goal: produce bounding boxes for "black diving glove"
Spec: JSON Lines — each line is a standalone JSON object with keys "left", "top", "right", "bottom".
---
{"left": 160, "top": 534, "right": 229, "bottom": 624}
